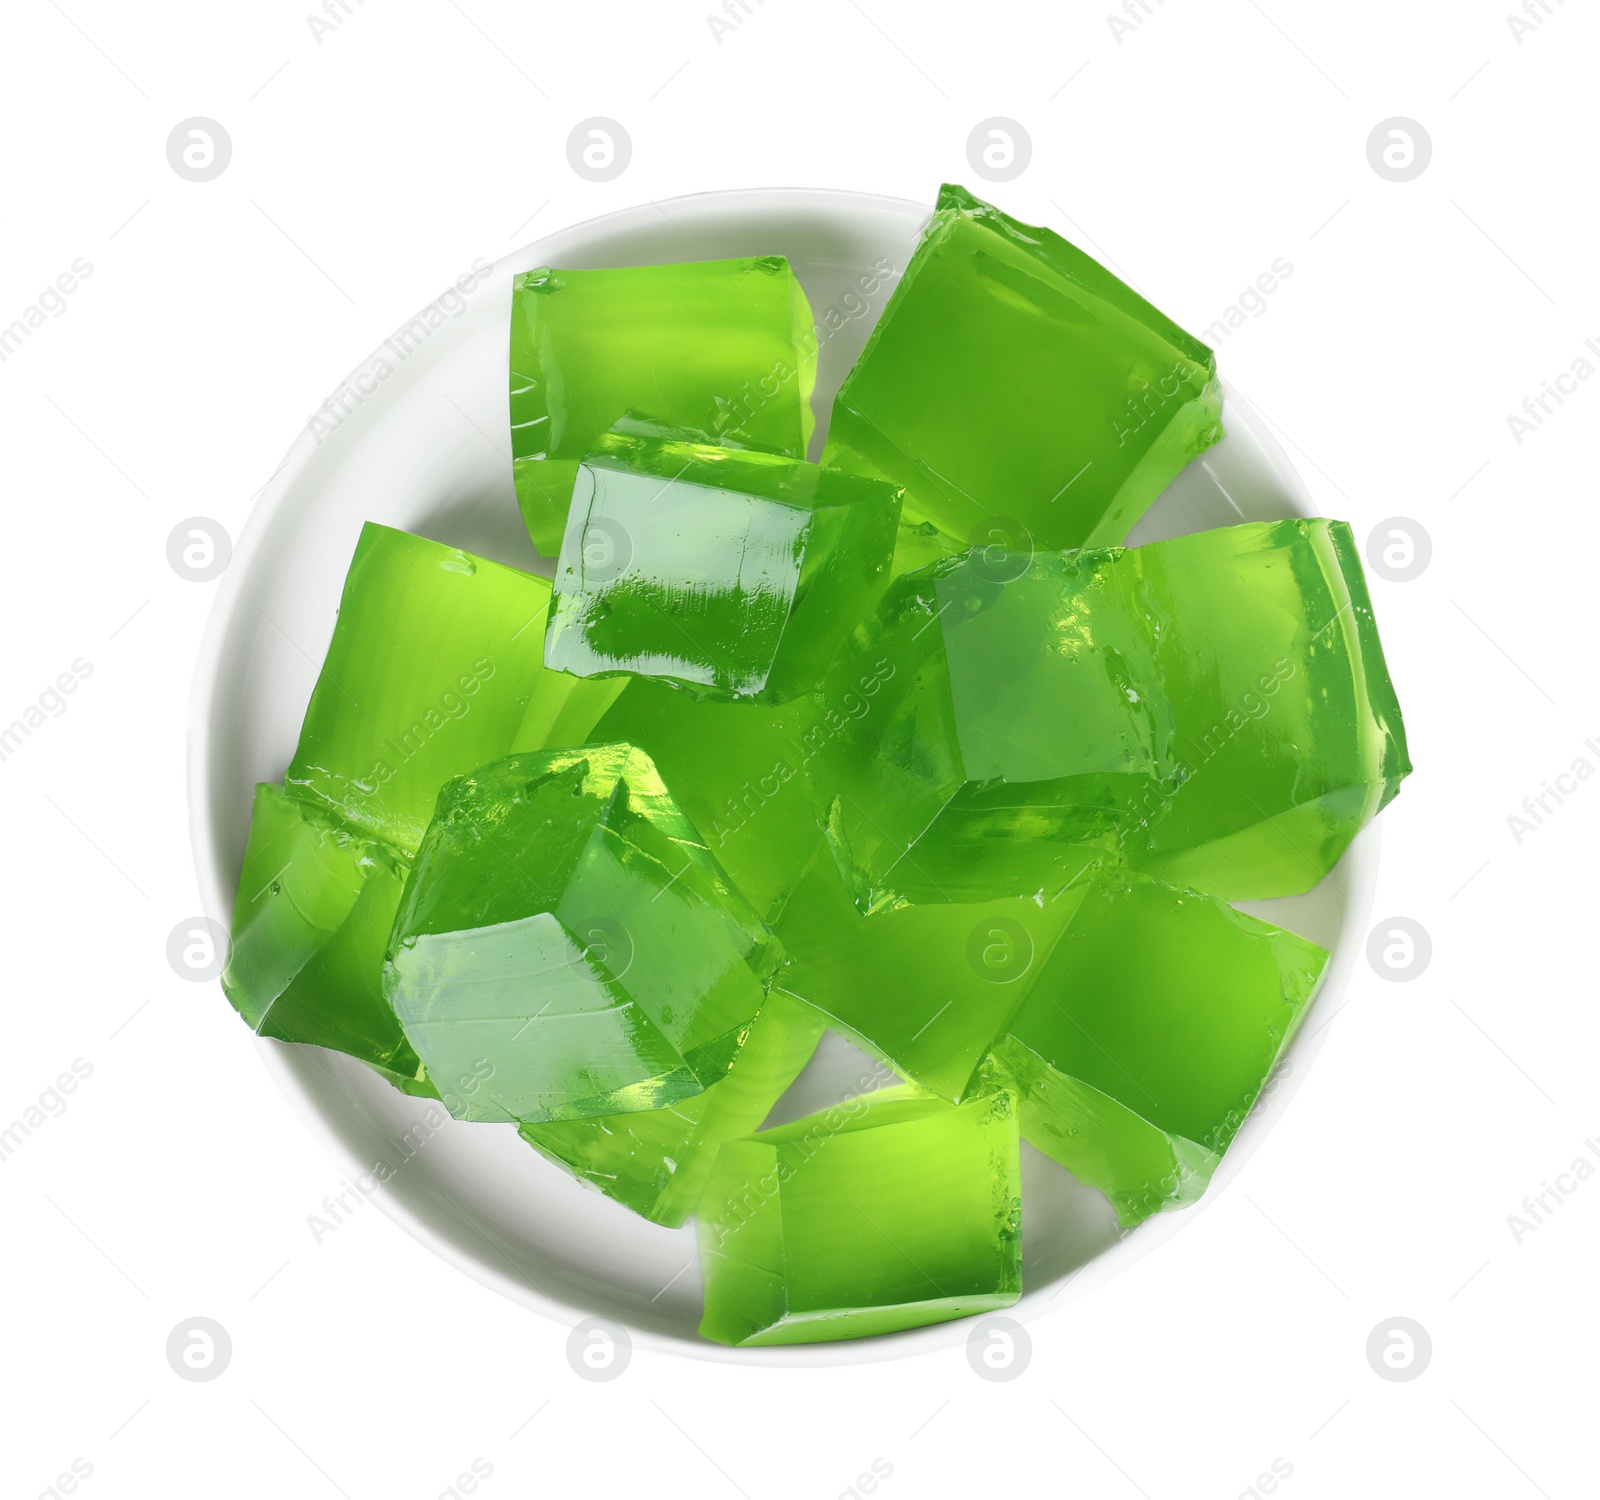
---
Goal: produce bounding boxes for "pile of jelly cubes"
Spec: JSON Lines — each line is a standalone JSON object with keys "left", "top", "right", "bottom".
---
{"left": 222, "top": 185, "right": 1410, "bottom": 1346}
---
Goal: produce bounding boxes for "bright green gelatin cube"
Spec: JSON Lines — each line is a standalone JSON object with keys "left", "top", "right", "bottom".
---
{"left": 1115, "top": 518, "right": 1411, "bottom": 897}
{"left": 811, "top": 545, "right": 1168, "bottom": 911}
{"left": 284, "top": 522, "right": 614, "bottom": 858}
{"left": 585, "top": 675, "right": 832, "bottom": 924}
{"left": 520, "top": 994, "right": 824, "bottom": 1227}
{"left": 511, "top": 258, "right": 817, "bottom": 554}
{"left": 774, "top": 848, "right": 1092, "bottom": 1102}
{"left": 384, "top": 744, "right": 778, "bottom": 1124}
{"left": 823, "top": 183, "right": 1223, "bottom": 552}
{"left": 222, "top": 784, "right": 432, "bottom": 1094}
{"left": 988, "top": 872, "right": 1327, "bottom": 1226}
{"left": 816, "top": 518, "right": 1408, "bottom": 907}
{"left": 545, "top": 430, "right": 902, "bottom": 702}
{"left": 698, "top": 1084, "right": 1021, "bottom": 1345}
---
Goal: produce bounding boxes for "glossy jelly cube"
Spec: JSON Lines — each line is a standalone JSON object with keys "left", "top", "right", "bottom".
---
{"left": 1114, "top": 518, "right": 1411, "bottom": 897}
{"left": 283, "top": 522, "right": 613, "bottom": 858}
{"left": 384, "top": 744, "right": 779, "bottom": 1124}
{"left": 809, "top": 546, "right": 1169, "bottom": 911}
{"left": 815, "top": 518, "right": 1408, "bottom": 907}
{"left": 510, "top": 258, "right": 817, "bottom": 554}
{"left": 698, "top": 1084, "right": 1021, "bottom": 1345}
{"left": 584, "top": 674, "right": 832, "bottom": 924}
{"left": 222, "top": 784, "right": 431, "bottom": 1094}
{"left": 774, "top": 847, "right": 1093, "bottom": 1102}
{"left": 988, "top": 872, "right": 1327, "bottom": 1225}
{"left": 519, "top": 993, "right": 824, "bottom": 1227}
{"left": 544, "top": 430, "right": 902, "bottom": 702}
{"left": 823, "top": 183, "right": 1223, "bottom": 552}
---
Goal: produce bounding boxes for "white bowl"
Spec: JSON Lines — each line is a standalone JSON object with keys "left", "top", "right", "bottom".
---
{"left": 188, "top": 187, "right": 1378, "bottom": 1364}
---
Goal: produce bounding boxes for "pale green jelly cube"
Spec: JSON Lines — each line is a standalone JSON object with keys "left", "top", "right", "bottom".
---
{"left": 698, "top": 1085, "right": 1021, "bottom": 1346}
{"left": 384, "top": 744, "right": 778, "bottom": 1124}
{"left": 519, "top": 994, "right": 824, "bottom": 1227}
{"left": 545, "top": 430, "right": 902, "bottom": 702}
{"left": 284, "top": 523, "right": 612, "bottom": 858}
{"left": 824, "top": 183, "right": 1222, "bottom": 552}
{"left": 808, "top": 547, "right": 1167, "bottom": 911}
{"left": 1118, "top": 518, "right": 1411, "bottom": 897}
{"left": 510, "top": 258, "right": 817, "bottom": 554}
{"left": 989, "top": 872, "right": 1327, "bottom": 1226}
{"left": 774, "top": 846, "right": 1094, "bottom": 1102}
{"left": 586, "top": 674, "right": 832, "bottom": 925}
{"left": 811, "top": 518, "right": 1410, "bottom": 909}
{"left": 223, "top": 783, "right": 431, "bottom": 1094}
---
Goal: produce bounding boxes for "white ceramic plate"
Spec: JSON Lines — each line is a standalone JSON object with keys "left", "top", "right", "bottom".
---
{"left": 188, "top": 188, "right": 1377, "bottom": 1365}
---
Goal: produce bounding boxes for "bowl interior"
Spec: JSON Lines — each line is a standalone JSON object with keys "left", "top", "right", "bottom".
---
{"left": 189, "top": 188, "right": 1377, "bottom": 1365}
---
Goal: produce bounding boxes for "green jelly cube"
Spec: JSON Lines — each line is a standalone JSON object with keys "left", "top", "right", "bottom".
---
{"left": 810, "top": 547, "right": 1167, "bottom": 911}
{"left": 585, "top": 675, "right": 832, "bottom": 924}
{"left": 519, "top": 993, "right": 824, "bottom": 1227}
{"left": 816, "top": 518, "right": 1409, "bottom": 907}
{"left": 384, "top": 744, "right": 779, "bottom": 1124}
{"left": 1118, "top": 518, "right": 1411, "bottom": 897}
{"left": 698, "top": 1085, "right": 1021, "bottom": 1345}
{"left": 284, "top": 522, "right": 613, "bottom": 858}
{"left": 988, "top": 873, "right": 1327, "bottom": 1226}
{"left": 545, "top": 430, "right": 903, "bottom": 702}
{"left": 511, "top": 258, "right": 817, "bottom": 554}
{"left": 222, "top": 783, "right": 431, "bottom": 1094}
{"left": 823, "top": 183, "right": 1223, "bottom": 552}
{"left": 774, "top": 848, "right": 1091, "bottom": 1101}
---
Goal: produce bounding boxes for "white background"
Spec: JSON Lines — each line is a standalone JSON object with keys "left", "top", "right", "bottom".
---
{"left": 1, "top": 1, "right": 1595, "bottom": 1496}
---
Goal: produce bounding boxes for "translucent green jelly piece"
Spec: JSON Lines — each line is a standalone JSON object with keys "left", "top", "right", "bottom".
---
{"left": 987, "top": 872, "right": 1327, "bottom": 1227}
{"left": 823, "top": 183, "right": 1223, "bottom": 552}
{"left": 283, "top": 523, "right": 614, "bottom": 858}
{"left": 222, "top": 784, "right": 432, "bottom": 1095}
{"left": 774, "top": 847, "right": 1093, "bottom": 1102}
{"left": 1116, "top": 518, "right": 1411, "bottom": 897}
{"left": 384, "top": 744, "right": 778, "bottom": 1124}
{"left": 698, "top": 1084, "right": 1021, "bottom": 1345}
{"left": 545, "top": 430, "right": 902, "bottom": 703}
{"left": 586, "top": 675, "right": 832, "bottom": 924}
{"left": 816, "top": 518, "right": 1408, "bottom": 907}
{"left": 510, "top": 258, "right": 817, "bottom": 554}
{"left": 520, "top": 993, "right": 824, "bottom": 1227}
{"left": 811, "top": 545, "right": 1165, "bottom": 911}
